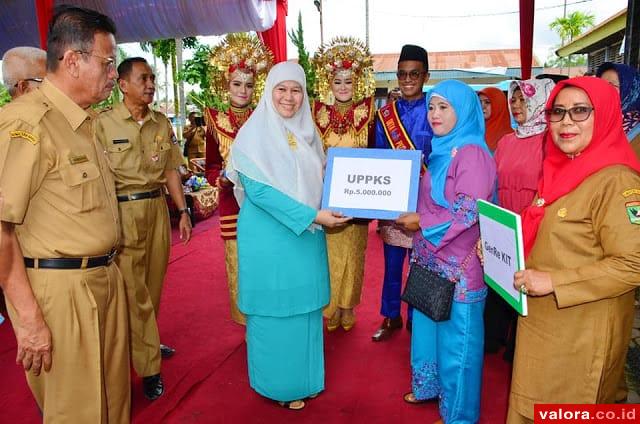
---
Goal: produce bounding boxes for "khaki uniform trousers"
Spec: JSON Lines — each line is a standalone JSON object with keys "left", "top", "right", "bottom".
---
{"left": 6, "top": 263, "right": 130, "bottom": 424}
{"left": 117, "top": 196, "right": 170, "bottom": 377}
{"left": 224, "top": 239, "right": 245, "bottom": 325}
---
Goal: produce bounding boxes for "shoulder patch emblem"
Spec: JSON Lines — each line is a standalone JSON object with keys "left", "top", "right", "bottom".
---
{"left": 10, "top": 130, "right": 39, "bottom": 145}
{"left": 626, "top": 201, "right": 640, "bottom": 225}
{"left": 622, "top": 189, "right": 640, "bottom": 197}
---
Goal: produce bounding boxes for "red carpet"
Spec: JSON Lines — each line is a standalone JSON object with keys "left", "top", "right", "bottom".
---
{"left": 0, "top": 215, "right": 511, "bottom": 423}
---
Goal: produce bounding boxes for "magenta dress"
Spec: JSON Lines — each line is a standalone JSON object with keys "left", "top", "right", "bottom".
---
{"left": 485, "top": 131, "right": 544, "bottom": 358}
{"left": 494, "top": 132, "right": 544, "bottom": 214}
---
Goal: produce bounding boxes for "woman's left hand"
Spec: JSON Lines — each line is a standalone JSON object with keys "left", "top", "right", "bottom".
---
{"left": 395, "top": 213, "right": 420, "bottom": 232}
{"left": 513, "top": 269, "right": 554, "bottom": 296}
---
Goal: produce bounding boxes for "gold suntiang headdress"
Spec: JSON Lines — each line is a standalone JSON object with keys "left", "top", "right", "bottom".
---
{"left": 313, "top": 36, "right": 376, "bottom": 104}
{"left": 209, "top": 33, "right": 274, "bottom": 106}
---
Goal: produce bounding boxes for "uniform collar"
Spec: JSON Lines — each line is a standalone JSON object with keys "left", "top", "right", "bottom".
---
{"left": 114, "top": 101, "right": 158, "bottom": 123}
{"left": 40, "top": 78, "right": 90, "bottom": 131}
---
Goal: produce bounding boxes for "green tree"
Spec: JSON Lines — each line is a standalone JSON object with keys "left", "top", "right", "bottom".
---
{"left": 0, "top": 84, "right": 11, "bottom": 107}
{"left": 179, "top": 41, "right": 226, "bottom": 111}
{"left": 140, "top": 37, "right": 198, "bottom": 116}
{"left": 544, "top": 52, "right": 587, "bottom": 68}
{"left": 549, "top": 11, "right": 596, "bottom": 45}
{"left": 94, "top": 46, "right": 128, "bottom": 110}
{"left": 288, "top": 11, "right": 315, "bottom": 98}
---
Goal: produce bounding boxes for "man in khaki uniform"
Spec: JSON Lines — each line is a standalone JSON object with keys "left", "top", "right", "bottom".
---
{"left": 96, "top": 57, "right": 192, "bottom": 400}
{"left": 0, "top": 47, "right": 47, "bottom": 321}
{"left": 183, "top": 111, "right": 206, "bottom": 170}
{"left": 0, "top": 5, "right": 130, "bottom": 423}
{"left": 1, "top": 46, "right": 46, "bottom": 100}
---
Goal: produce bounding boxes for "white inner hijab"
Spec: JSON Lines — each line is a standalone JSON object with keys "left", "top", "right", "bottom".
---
{"left": 226, "top": 61, "right": 325, "bottom": 220}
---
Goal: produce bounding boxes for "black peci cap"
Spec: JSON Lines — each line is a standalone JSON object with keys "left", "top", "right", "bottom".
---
{"left": 398, "top": 44, "right": 428, "bottom": 71}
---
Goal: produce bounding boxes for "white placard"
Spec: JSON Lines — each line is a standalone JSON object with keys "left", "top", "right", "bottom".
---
{"left": 321, "top": 148, "right": 422, "bottom": 220}
{"left": 328, "top": 157, "right": 412, "bottom": 210}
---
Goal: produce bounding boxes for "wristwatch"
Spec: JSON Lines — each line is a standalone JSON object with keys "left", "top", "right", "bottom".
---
{"left": 178, "top": 207, "right": 191, "bottom": 215}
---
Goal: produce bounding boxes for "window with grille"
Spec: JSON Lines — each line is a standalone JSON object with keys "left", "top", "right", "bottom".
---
{"left": 589, "top": 48, "right": 606, "bottom": 73}
{"left": 607, "top": 42, "right": 624, "bottom": 64}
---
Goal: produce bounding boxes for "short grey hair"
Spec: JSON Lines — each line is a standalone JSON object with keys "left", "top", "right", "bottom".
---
{"left": 2, "top": 46, "right": 47, "bottom": 96}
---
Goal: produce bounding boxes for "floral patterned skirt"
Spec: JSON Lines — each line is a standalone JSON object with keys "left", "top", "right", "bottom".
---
{"left": 410, "top": 299, "right": 485, "bottom": 423}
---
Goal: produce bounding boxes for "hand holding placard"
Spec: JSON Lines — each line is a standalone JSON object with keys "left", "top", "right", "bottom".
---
{"left": 395, "top": 212, "right": 420, "bottom": 232}
{"left": 513, "top": 269, "right": 554, "bottom": 297}
{"left": 315, "top": 210, "right": 352, "bottom": 228}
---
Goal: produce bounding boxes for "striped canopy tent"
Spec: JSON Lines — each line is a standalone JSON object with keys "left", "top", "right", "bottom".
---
{"left": 0, "top": 0, "right": 289, "bottom": 63}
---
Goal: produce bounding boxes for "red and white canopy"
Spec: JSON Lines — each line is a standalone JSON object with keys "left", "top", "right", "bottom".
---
{"left": 0, "top": 0, "right": 287, "bottom": 61}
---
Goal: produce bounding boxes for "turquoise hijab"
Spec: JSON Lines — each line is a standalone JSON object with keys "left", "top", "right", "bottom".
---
{"left": 423, "top": 80, "right": 489, "bottom": 246}
{"left": 427, "top": 80, "right": 489, "bottom": 208}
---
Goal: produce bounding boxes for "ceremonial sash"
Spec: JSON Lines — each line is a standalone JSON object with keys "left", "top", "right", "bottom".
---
{"left": 378, "top": 101, "right": 427, "bottom": 173}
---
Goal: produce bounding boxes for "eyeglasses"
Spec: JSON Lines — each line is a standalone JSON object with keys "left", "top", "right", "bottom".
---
{"left": 396, "top": 70, "right": 426, "bottom": 81}
{"left": 59, "top": 50, "right": 116, "bottom": 72}
{"left": 13, "top": 78, "right": 43, "bottom": 87}
{"left": 545, "top": 106, "right": 594, "bottom": 123}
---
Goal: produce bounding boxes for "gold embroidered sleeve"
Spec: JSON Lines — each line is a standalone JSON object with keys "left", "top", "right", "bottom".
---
{"left": 316, "top": 106, "right": 330, "bottom": 130}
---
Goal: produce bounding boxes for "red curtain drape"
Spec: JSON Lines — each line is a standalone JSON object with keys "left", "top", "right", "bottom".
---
{"left": 35, "top": 0, "right": 54, "bottom": 50}
{"left": 259, "top": 0, "right": 288, "bottom": 63}
{"left": 519, "top": 0, "right": 535, "bottom": 80}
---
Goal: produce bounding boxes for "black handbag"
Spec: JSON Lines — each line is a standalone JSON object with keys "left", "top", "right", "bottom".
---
{"left": 401, "top": 244, "right": 477, "bottom": 322}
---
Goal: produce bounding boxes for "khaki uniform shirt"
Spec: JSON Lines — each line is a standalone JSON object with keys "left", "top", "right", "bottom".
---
{"left": 510, "top": 165, "right": 640, "bottom": 417}
{"left": 184, "top": 125, "right": 206, "bottom": 156}
{"left": 95, "top": 102, "right": 183, "bottom": 194}
{"left": 0, "top": 79, "right": 120, "bottom": 258}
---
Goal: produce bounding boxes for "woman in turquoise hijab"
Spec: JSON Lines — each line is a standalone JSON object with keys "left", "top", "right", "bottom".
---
{"left": 396, "top": 80, "right": 496, "bottom": 423}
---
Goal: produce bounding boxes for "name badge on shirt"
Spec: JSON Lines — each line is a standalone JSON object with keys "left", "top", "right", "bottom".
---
{"left": 112, "top": 139, "right": 129, "bottom": 144}
{"left": 68, "top": 153, "right": 89, "bottom": 164}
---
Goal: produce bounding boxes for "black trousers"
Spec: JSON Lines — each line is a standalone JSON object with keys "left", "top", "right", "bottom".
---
{"left": 483, "top": 289, "right": 516, "bottom": 360}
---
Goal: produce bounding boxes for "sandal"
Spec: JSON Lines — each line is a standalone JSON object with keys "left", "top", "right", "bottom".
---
{"left": 278, "top": 400, "right": 306, "bottom": 410}
{"left": 341, "top": 310, "right": 355, "bottom": 331}
{"left": 326, "top": 312, "right": 341, "bottom": 332}
{"left": 403, "top": 392, "right": 429, "bottom": 405}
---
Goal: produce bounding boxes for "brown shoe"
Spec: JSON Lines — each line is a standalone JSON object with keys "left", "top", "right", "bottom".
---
{"left": 371, "top": 317, "right": 403, "bottom": 342}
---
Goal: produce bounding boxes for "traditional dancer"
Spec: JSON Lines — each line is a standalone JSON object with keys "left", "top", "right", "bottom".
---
{"left": 312, "top": 37, "right": 376, "bottom": 331}
{"left": 204, "top": 33, "right": 273, "bottom": 325}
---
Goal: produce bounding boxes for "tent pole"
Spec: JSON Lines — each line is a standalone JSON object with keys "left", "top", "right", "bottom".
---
{"left": 176, "top": 38, "right": 186, "bottom": 140}
{"left": 625, "top": 0, "right": 640, "bottom": 69}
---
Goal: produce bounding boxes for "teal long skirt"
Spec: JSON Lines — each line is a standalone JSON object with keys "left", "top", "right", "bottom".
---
{"left": 246, "top": 309, "right": 325, "bottom": 402}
